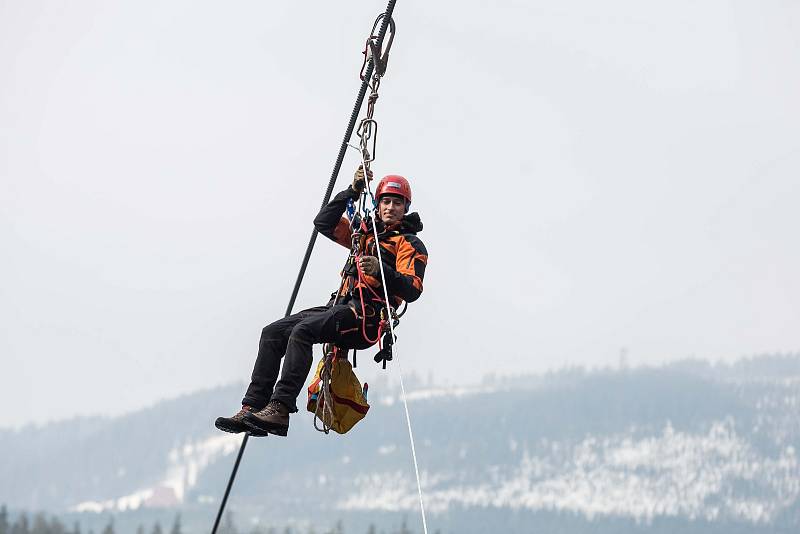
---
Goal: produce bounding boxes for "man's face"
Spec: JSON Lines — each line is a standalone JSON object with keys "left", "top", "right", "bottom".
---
{"left": 378, "top": 194, "right": 406, "bottom": 225}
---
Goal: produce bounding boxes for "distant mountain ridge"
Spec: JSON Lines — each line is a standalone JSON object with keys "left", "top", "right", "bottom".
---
{"left": 2, "top": 354, "right": 799, "bottom": 533}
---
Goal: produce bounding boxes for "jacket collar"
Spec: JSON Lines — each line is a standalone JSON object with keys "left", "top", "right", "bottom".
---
{"left": 376, "top": 212, "right": 423, "bottom": 235}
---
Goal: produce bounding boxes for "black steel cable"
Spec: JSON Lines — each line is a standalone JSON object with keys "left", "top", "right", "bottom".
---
{"left": 210, "top": 432, "right": 249, "bottom": 534}
{"left": 210, "top": 2, "right": 398, "bottom": 531}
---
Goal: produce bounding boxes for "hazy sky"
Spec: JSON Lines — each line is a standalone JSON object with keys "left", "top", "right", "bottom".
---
{"left": 2, "top": 0, "right": 799, "bottom": 428}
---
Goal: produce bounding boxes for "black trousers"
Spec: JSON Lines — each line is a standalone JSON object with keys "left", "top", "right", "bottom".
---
{"left": 242, "top": 303, "right": 379, "bottom": 412}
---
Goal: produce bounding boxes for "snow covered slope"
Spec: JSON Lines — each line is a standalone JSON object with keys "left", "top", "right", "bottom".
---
{"left": 2, "top": 355, "right": 799, "bottom": 533}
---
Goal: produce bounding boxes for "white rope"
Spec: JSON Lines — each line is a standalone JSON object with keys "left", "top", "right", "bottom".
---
{"left": 389, "top": 343, "right": 429, "bottom": 534}
{"left": 350, "top": 147, "right": 429, "bottom": 534}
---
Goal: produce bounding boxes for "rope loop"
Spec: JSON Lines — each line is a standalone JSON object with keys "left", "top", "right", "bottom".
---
{"left": 313, "top": 345, "right": 337, "bottom": 434}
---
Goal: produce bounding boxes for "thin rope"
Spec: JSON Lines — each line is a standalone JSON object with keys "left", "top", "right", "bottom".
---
{"left": 355, "top": 148, "right": 429, "bottom": 534}
{"left": 394, "top": 352, "right": 429, "bottom": 534}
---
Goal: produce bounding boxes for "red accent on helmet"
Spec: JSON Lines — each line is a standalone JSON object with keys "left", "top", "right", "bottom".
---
{"left": 375, "top": 175, "right": 412, "bottom": 204}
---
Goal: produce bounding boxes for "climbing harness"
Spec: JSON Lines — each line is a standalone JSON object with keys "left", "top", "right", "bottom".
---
{"left": 309, "top": 11, "right": 399, "bottom": 435}
{"left": 211, "top": 2, "right": 429, "bottom": 533}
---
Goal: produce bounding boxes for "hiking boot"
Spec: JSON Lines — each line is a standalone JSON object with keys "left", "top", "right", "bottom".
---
{"left": 243, "top": 399, "right": 290, "bottom": 436}
{"left": 215, "top": 406, "right": 269, "bottom": 437}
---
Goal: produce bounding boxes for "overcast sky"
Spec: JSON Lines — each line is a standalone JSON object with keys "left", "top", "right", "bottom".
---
{"left": 2, "top": 0, "right": 799, "bottom": 429}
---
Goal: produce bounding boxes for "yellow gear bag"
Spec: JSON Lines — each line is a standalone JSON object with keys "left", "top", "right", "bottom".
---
{"left": 307, "top": 357, "right": 370, "bottom": 434}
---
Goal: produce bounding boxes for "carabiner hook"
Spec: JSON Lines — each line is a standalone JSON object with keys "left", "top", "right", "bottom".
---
{"left": 356, "top": 118, "right": 378, "bottom": 163}
{"left": 360, "top": 14, "right": 396, "bottom": 81}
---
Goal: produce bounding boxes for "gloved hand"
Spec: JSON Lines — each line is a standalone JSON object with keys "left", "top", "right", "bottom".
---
{"left": 358, "top": 255, "right": 380, "bottom": 276}
{"left": 352, "top": 165, "right": 373, "bottom": 195}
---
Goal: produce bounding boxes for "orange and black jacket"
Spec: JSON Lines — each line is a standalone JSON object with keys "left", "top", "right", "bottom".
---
{"left": 314, "top": 187, "right": 428, "bottom": 307}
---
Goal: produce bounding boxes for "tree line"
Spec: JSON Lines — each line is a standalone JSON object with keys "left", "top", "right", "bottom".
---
{"left": 0, "top": 506, "right": 434, "bottom": 534}
{"left": 0, "top": 506, "right": 182, "bottom": 534}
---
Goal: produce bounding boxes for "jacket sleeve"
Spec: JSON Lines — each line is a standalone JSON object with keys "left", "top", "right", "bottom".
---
{"left": 314, "top": 187, "right": 359, "bottom": 249}
{"left": 380, "top": 235, "right": 428, "bottom": 303}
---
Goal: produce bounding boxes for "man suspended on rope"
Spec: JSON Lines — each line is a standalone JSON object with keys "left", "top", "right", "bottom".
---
{"left": 215, "top": 166, "right": 428, "bottom": 437}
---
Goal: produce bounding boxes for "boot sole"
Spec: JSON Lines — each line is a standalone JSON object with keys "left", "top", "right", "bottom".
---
{"left": 215, "top": 417, "right": 269, "bottom": 437}
{"left": 242, "top": 412, "right": 288, "bottom": 437}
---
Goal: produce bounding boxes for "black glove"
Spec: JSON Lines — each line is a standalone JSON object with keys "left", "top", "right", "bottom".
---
{"left": 358, "top": 255, "right": 379, "bottom": 276}
{"left": 351, "top": 165, "right": 373, "bottom": 195}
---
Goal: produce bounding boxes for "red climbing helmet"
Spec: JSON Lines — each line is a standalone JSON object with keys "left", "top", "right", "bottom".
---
{"left": 376, "top": 175, "right": 412, "bottom": 204}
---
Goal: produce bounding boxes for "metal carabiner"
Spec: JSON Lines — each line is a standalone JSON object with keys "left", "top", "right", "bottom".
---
{"left": 356, "top": 118, "right": 378, "bottom": 163}
{"left": 360, "top": 14, "right": 396, "bottom": 81}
